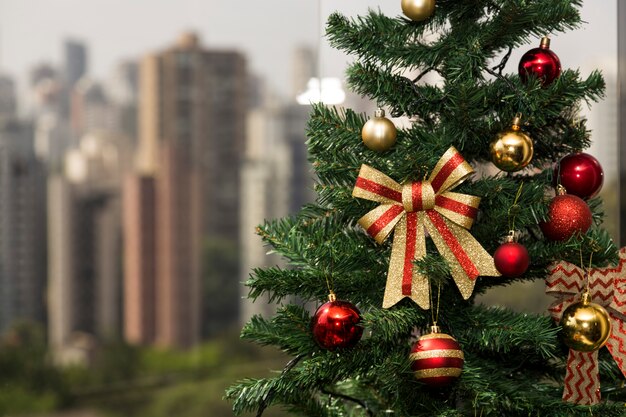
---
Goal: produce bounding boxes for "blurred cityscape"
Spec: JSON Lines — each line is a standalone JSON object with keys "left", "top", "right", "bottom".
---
{"left": 0, "top": 29, "right": 375, "bottom": 416}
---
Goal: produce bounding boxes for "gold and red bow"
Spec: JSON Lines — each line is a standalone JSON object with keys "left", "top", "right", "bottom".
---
{"left": 546, "top": 248, "right": 626, "bottom": 405}
{"left": 352, "top": 146, "right": 499, "bottom": 309}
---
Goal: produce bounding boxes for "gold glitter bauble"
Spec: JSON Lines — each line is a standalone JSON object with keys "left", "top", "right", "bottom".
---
{"left": 490, "top": 116, "right": 534, "bottom": 172}
{"left": 561, "top": 293, "right": 611, "bottom": 352}
{"left": 361, "top": 108, "right": 397, "bottom": 152}
{"left": 401, "top": 0, "right": 436, "bottom": 22}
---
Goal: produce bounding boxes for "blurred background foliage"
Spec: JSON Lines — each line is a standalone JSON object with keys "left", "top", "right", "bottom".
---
{"left": 2, "top": 321, "right": 289, "bottom": 417}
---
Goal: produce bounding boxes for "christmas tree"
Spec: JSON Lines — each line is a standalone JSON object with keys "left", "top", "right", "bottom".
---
{"left": 227, "top": 1, "right": 626, "bottom": 415}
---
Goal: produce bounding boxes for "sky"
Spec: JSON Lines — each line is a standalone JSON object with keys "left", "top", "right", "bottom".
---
{"left": 0, "top": 0, "right": 400, "bottom": 98}
{"left": 0, "top": 1, "right": 618, "bottom": 108}
{"left": 0, "top": 1, "right": 618, "bottom": 97}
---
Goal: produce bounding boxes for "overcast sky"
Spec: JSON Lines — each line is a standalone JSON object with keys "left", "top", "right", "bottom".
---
{"left": 0, "top": 0, "right": 400, "bottom": 97}
{"left": 0, "top": 0, "right": 617, "bottom": 100}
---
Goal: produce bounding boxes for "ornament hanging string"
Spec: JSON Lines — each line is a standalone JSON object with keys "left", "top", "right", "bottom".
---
{"left": 579, "top": 242, "right": 598, "bottom": 295}
{"left": 428, "top": 278, "right": 441, "bottom": 327}
{"left": 553, "top": 115, "right": 582, "bottom": 188}
{"left": 324, "top": 238, "right": 337, "bottom": 300}
{"left": 508, "top": 182, "right": 524, "bottom": 234}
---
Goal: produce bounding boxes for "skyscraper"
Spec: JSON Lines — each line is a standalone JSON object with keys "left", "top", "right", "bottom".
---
{"left": 123, "top": 175, "right": 156, "bottom": 345}
{"left": 64, "top": 40, "right": 88, "bottom": 89}
{"left": 0, "top": 76, "right": 17, "bottom": 118}
{"left": 107, "top": 61, "right": 139, "bottom": 140}
{"left": 70, "top": 78, "right": 115, "bottom": 138}
{"left": 239, "top": 47, "right": 316, "bottom": 324}
{"left": 0, "top": 119, "right": 47, "bottom": 334}
{"left": 48, "top": 132, "right": 129, "bottom": 363}
{"left": 124, "top": 32, "right": 246, "bottom": 348}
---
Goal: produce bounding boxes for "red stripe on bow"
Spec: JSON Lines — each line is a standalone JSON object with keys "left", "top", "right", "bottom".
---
{"left": 435, "top": 195, "right": 479, "bottom": 218}
{"left": 366, "top": 205, "right": 405, "bottom": 238}
{"left": 403, "top": 213, "right": 418, "bottom": 295}
{"left": 427, "top": 210, "right": 480, "bottom": 279}
{"left": 412, "top": 183, "right": 423, "bottom": 211}
{"left": 431, "top": 152, "right": 464, "bottom": 193}
{"left": 355, "top": 177, "right": 402, "bottom": 203}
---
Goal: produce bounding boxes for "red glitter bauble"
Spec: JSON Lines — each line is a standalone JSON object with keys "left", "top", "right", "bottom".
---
{"left": 518, "top": 37, "right": 561, "bottom": 86}
{"left": 410, "top": 327, "right": 464, "bottom": 387}
{"left": 311, "top": 299, "right": 363, "bottom": 350}
{"left": 494, "top": 241, "right": 530, "bottom": 277}
{"left": 540, "top": 194, "right": 592, "bottom": 241}
{"left": 557, "top": 153, "right": 604, "bottom": 199}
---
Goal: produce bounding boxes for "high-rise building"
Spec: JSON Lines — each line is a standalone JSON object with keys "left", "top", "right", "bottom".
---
{"left": 107, "top": 61, "right": 139, "bottom": 140}
{"left": 239, "top": 101, "right": 314, "bottom": 323}
{"left": 291, "top": 46, "right": 316, "bottom": 99}
{"left": 34, "top": 112, "right": 71, "bottom": 169}
{"left": 239, "top": 48, "right": 317, "bottom": 324}
{"left": 48, "top": 132, "right": 129, "bottom": 363}
{"left": 122, "top": 175, "right": 156, "bottom": 345}
{"left": 124, "top": 32, "right": 246, "bottom": 348}
{"left": 70, "top": 78, "right": 115, "bottom": 138}
{"left": 0, "top": 119, "right": 47, "bottom": 334}
{"left": 29, "top": 63, "right": 64, "bottom": 118}
{"left": 64, "top": 40, "right": 88, "bottom": 89}
{"left": 0, "top": 75, "right": 17, "bottom": 118}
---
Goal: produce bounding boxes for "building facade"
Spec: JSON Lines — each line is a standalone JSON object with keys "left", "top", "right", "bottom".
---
{"left": 124, "top": 32, "right": 246, "bottom": 348}
{"left": 0, "top": 119, "right": 47, "bottom": 334}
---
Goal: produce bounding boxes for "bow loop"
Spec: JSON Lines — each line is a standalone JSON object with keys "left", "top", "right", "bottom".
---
{"left": 429, "top": 146, "right": 475, "bottom": 194}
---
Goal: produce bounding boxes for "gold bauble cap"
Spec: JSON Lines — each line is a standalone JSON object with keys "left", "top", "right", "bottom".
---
{"left": 540, "top": 36, "right": 551, "bottom": 49}
{"left": 511, "top": 115, "right": 522, "bottom": 131}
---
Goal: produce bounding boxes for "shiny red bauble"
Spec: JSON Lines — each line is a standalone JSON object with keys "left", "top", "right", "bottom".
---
{"left": 311, "top": 299, "right": 363, "bottom": 350}
{"left": 410, "top": 327, "right": 464, "bottom": 387}
{"left": 518, "top": 37, "right": 561, "bottom": 86}
{"left": 557, "top": 153, "right": 604, "bottom": 199}
{"left": 540, "top": 194, "right": 592, "bottom": 241}
{"left": 494, "top": 241, "right": 530, "bottom": 277}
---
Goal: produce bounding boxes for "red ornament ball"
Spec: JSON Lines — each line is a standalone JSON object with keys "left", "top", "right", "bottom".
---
{"left": 557, "top": 153, "right": 604, "bottom": 199}
{"left": 311, "top": 298, "right": 363, "bottom": 350}
{"left": 410, "top": 327, "right": 464, "bottom": 387}
{"left": 540, "top": 194, "right": 592, "bottom": 241}
{"left": 518, "top": 37, "right": 561, "bottom": 86}
{"left": 494, "top": 241, "right": 530, "bottom": 277}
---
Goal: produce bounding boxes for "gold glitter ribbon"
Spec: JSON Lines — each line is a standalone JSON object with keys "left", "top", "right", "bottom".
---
{"left": 353, "top": 147, "right": 499, "bottom": 309}
{"left": 546, "top": 248, "right": 626, "bottom": 405}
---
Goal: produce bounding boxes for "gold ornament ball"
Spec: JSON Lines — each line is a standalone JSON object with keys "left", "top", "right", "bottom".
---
{"left": 560, "top": 293, "right": 611, "bottom": 352}
{"left": 401, "top": 0, "right": 436, "bottom": 22}
{"left": 490, "top": 116, "right": 534, "bottom": 172}
{"left": 361, "top": 108, "right": 397, "bottom": 152}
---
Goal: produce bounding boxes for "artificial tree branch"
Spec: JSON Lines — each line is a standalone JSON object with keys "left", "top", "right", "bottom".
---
{"left": 320, "top": 387, "right": 375, "bottom": 417}
{"left": 256, "top": 354, "right": 306, "bottom": 417}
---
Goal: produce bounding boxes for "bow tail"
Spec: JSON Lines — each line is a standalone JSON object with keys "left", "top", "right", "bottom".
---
{"left": 563, "top": 350, "right": 601, "bottom": 405}
{"left": 383, "top": 212, "right": 430, "bottom": 309}
{"left": 605, "top": 315, "right": 626, "bottom": 377}
{"left": 423, "top": 211, "right": 499, "bottom": 299}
